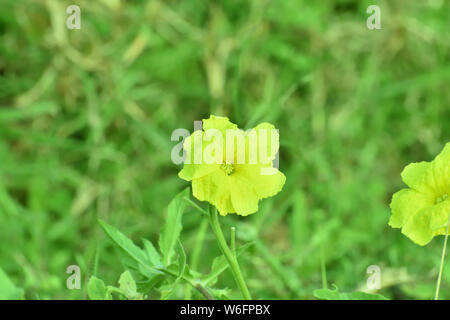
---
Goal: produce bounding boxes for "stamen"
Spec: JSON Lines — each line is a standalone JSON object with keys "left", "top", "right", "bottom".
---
{"left": 221, "top": 163, "right": 234, "bottom": 175}
{"left": 436, "top": 193, "right": 448, "bottom": 204}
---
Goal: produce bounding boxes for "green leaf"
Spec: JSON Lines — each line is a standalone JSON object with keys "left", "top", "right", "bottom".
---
{"left": 0, "top": 268, "right": 24, "bottom": 300}
{"left": 136, "top": 275, "right": 164, "bottom": 294}
{"left": 314, "top": 285, "right": 389, "bottom": 300}
{"left": 175, "top": 240, "right": 186, "bottom": 279}
{"left": 119, "top": 271, "right": 141, "bottom": 299}
{"left": 210, "top": 288, "right": 231, "bottom": 300}
{"left": 161, "top": 264, "right": 194, "bottom": 300}
{"left": 159, "top": 188, "right": 190, "bottom": 265}
{"left": 98, "top": 219, "right": 159, "bottom": 278}
{"left": 142, "top": 238, "right": 163, "bottom": 267}
{"left": 159, "top": 282, "right": 177, "bottom": 300}
{"left": 87, "top": 276, "right": 112, "bottom": 300}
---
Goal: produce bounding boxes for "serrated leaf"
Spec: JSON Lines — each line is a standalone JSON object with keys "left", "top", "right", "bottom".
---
{"left": 314, "top": 285, "right": 389, "bottom": 300}
{"left": 159, "top": 188, "right": 190, "bottom": 265}
{"left": 87, "top": 276, "right": 112, "bottom": 300}
{"left": 98, "top": 219, "right": 159, "bottom": 278}
{"left": 0, "top": 268, "right": 24, "bottom": 300}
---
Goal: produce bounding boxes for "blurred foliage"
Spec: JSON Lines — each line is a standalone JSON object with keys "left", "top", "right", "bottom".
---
{"left": 0, "top": 0, "right": 449, "bottom": 299}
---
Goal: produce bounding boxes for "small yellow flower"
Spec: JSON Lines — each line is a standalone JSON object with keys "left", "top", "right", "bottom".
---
{"left": 389, "top": 142, "right": 450, "bottom": 245}
{"left": 178, "top": 115, "right": 286, "bottom": 216}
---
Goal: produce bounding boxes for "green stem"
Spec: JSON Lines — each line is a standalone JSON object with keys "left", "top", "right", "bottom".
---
{"left": 320, "top": 242, "right": 328, "bottom": 289}
{"left": 434, "top": 213, "right": 450, "bottom": 300}
{"left": 184, "top": 197, "right": 208, "bottom": 216}
{"left": 208, "top": 205, "right": 252, "bottom": 300}
{"left": 230, "top": 227, "right": 236, "bottom": 256}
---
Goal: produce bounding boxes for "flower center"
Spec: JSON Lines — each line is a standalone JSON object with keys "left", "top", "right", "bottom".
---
{"left": 221, "top": 163, "right": 234, "bottom": 175}
{"left": 435, "top": 193, "right": 448, "bottom": 204}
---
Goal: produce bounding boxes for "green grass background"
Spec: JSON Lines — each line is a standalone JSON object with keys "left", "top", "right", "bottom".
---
{"left": 0, "top": 0, "right": 449, "bottom": 299}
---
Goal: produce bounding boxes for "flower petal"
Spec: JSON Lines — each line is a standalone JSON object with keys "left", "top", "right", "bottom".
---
{"left": 248, "top": 122, "right": 280, "bottom": 164}
{"left": 229, "top": 174, "right": 259, "bottom": 216}
{"left": 401, "top": 207, "right": 434, "bottom": 246}
{"left": 203, "top": 115, "right": 237, "bottom": 132}
{"left": 191, "top": 170, "right": 234, "bottom": 215}
{"left": 401, "top": 143, "right": 450, "bottom": 195}
{"left": 179, "top": 130, "right": 221, "bottom": 180}
{"left": 236, "top": 164, "right": 286, "bottom": 199}
{"left": 178, "top": 163, "right": 219, "bottom": 181}
{"left": 399, "top": 198, "right": 450, "bottom": 246}
{"left": 401, "top": 161, "right": 431, "bottom": 193}
{"left": 429, "top": 200, "right": 450, "bottom": 230}
{"left": 428, "top": 142, "right": 450, "bottom": 196}
{"left": 389, "top": 188, "right": 432, "bottom": 228}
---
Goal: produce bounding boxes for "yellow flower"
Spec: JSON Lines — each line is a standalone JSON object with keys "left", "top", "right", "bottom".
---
{"left": 389, "top": 142, "right": 450, "bottom": 245}
{"left": 178, "top": 115, "right": 286, "bottom": 216}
